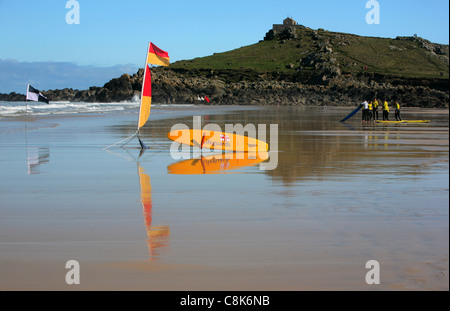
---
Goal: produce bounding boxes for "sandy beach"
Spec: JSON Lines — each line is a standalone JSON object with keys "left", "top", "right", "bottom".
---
{"left": 0, "top": 105, "right": 448, "bottom": 291}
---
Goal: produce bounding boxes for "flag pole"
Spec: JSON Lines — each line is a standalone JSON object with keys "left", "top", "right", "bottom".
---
{"left": 25, "top": 84, "right": 30, "bottom": 174}
{"left": 136, "top": 41, "right": 151, "bottom": 149}
{"left": 25, "top": 84, "right": 29, "bottom": 114}
{"left": 138, "top": 42, "right": 151, "bottom": 132}
{"left": 104, "top": 42, "right": 150, "bottom": 150}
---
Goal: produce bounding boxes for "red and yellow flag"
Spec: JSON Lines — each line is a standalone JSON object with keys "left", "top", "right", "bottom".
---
{"left": 138, "top": 64, "right": 152, "bottom": 128}
{"left": 147, "top": 42, "right": 170, "bottom": 66}
{"left": 138, "top": 42, "right": 169, "bottom": 129}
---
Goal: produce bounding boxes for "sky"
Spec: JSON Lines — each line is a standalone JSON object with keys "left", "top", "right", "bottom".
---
{"left": 0, "top": 0, "right": 448, "bottom": 93}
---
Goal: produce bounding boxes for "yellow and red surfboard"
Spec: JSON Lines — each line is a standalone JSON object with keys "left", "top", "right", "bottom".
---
{"left": 375, "top": 120, "right": 430, "bottom": 124}
{"left": 167, "top": 129, "right": 268, "bottom": 153}
{"left": 167, "top": 152, "right": 269, "bottom": 175}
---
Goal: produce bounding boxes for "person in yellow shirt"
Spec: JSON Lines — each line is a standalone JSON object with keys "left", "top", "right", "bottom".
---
{"left": 383, "top": 100, "right": 389, "bottom": 121}
{"left": 394, "top": 102, "right": 402, "bottom": 121}
{"left": 368, "top": 101, "right": 373, "bottom": 122}
{"left": 373, "top": 98, "right": 379, "bottom": 120}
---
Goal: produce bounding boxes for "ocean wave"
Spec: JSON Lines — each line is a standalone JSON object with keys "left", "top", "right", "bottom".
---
{"left": 0, "top": 101, "right": 140, "bottom": 117}
{"left": 0, "top": 100, "right": 205, "bottom": 118}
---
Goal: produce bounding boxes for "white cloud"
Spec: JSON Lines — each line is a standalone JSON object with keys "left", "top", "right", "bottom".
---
{"left": 0, "top": 59, "right": 138, "bottom": 94}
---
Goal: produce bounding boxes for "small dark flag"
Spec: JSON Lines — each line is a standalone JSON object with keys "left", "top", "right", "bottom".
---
{"left": 26, "top": 84, "right": 49, "bottom": 104}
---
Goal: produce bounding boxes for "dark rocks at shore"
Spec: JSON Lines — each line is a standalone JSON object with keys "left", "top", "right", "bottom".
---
{"left": 110, "top": 67, "right": 450, "bottom": 108}
{"left": 0, "top": 92, "right": 26, "bottom": 101}
{"left": 1, "top": 67, "right": 448, "bottom": 108}
{"left": 43, "top": 73, "right": 142, "bottom": 103}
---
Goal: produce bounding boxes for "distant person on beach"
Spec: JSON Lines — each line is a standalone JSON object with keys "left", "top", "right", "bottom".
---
{"left": 373, "top": 99, "right": 379, "bottom": 120}
{"left": 383, "top": 100, "right": 390, "bottom": 121}
{"left": 361, "top": 100, "right": 369, "bottom": 122}
{"left": 394, "top": 101, "right": 402, "bottom": 121}
{"left": 368, "top": 101, "right": 373, "bottom": 122}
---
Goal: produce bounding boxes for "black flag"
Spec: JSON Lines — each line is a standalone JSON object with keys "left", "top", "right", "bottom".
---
{"left": 26, "top": 84, "right": 49, "bottom": 104}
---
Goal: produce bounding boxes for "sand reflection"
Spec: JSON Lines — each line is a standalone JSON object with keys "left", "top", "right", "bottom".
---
{"left": 138, "top": 164, "right": 170, "bottom": 260}
{"left": 167, "top": 152, "right": 268, "bottom": 174}
{"left": 26, "top": 146, "right": 49, "bottom": 174}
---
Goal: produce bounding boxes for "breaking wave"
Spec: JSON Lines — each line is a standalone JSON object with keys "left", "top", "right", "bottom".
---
{"left": 0, "top": 100, "right": 140, "bottom": 117}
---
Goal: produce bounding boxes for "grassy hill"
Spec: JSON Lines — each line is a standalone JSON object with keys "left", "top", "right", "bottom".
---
{"left": 170, "top": 27, "right": 449, "bottom": 80}
{"left": 4, "top": 25, "right": 447, "bottom": 107}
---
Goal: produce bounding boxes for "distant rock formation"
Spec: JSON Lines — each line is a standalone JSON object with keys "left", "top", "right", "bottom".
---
{"left": 1, "top": 19, "right": 448, "bottom": 109}
{"left": 0, "top": 92, "right": 25, "bottom": 101}
{"left": 1, "top": 66, "right": 448, "bottom": 108}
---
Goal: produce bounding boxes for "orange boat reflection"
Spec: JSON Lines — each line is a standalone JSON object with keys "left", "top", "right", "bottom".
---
{"left": 167, "top": 151, "right": 269, "bottom": 174}
{"left": 138, "top": 164, "right": 170, "bottom": 260}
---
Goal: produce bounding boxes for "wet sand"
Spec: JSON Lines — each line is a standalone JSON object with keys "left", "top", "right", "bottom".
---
{"left": 0, "top": 106, "right": 448, "bottom": 291}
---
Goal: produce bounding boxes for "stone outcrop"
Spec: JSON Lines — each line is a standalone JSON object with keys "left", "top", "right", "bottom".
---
{"left": 0, "top": 92, "right": 26, "bottom": 101}
{"left": 396, "top": 36, "right": 449, "bottom": 59}
{"left": 1, "top": 26, "right": 448, "bottom": 109}
{"left": 1, "top": 67, "right": 448, "bottom": 108}
{"left": 146, "top": 67, "right": 448, "bottom": 108}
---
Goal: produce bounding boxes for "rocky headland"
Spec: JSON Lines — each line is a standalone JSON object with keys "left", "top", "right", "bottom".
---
{"left": 2, "top": 22, "right": 448, "bottom": 108}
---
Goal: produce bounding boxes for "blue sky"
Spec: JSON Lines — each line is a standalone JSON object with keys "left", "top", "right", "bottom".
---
{"left": 0, "top": 0, "right": 448, "bottom": 93}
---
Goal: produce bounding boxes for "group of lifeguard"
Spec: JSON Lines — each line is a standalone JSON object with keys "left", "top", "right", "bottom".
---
{"left": 361, "top": 99, "right": 402, "bottom": 122}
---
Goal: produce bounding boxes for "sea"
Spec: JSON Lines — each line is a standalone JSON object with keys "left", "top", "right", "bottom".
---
{"left": 0, "top": 100, "right": 193, "bottom": 117}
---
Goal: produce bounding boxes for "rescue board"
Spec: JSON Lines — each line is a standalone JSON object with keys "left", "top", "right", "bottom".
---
{"left": 340, "top": 105, "right": 362, "bottom": 122}
{"left": 167, "top": 152, "right": 269, "bottom": 175}
{"left": 167, "top": 129, "right": 268, "bottom": 152}
{"left": 376, "top": 120, "right": 430, "bottom": 124}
